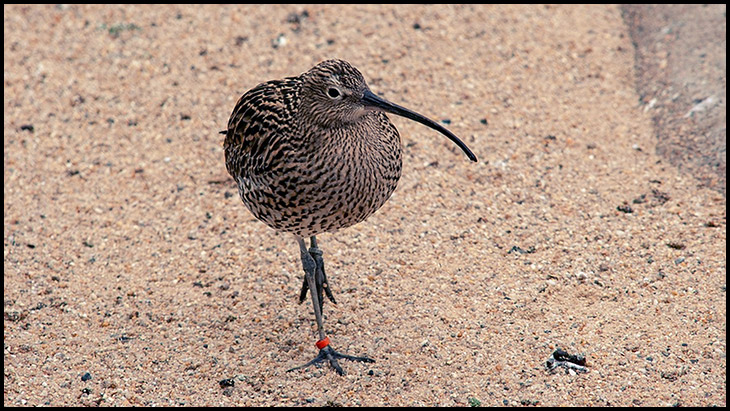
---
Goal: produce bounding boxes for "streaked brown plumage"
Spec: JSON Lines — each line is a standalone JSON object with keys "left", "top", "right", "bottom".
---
{"left": 223, "top": 59, "right": 476, "bottom": 375}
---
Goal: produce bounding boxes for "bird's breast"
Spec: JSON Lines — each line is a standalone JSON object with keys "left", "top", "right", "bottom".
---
{"left": 293, "top": 113, "right": 403, "bottom": 234}
{"left": 238, "top": 112, "right": 403, "bottom": 237}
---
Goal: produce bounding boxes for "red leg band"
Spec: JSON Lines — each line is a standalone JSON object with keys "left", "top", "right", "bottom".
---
{"left": 315, "top": 337, "right": 330, "bottom": 350}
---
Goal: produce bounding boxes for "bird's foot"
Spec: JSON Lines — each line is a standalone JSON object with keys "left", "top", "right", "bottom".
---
{"left": 287, "top": 338, "right": 374, "bottom": 376}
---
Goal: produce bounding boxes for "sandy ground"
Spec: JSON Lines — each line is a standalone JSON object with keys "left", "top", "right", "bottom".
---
{"left": 623, "top": 4, "right": 726, "bottom": 197}
{"left": 4, "top": 4, "right": 725, "bottom": 407}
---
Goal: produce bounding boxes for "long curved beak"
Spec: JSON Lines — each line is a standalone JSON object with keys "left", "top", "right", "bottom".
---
{"left": 361, "top": 89, "right": 477, "bottom": 162}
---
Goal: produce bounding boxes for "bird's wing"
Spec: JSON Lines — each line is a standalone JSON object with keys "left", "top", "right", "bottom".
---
{"left": 223, "top": 78, "right": 299, "bottom": 177}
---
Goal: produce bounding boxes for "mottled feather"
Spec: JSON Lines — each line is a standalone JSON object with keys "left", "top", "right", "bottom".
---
{"left": 224, "top": 60, "right": 402, "bottom": 238}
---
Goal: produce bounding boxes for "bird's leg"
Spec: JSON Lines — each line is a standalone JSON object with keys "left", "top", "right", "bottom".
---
{"left": 288, "top": 238, "right": 374, "bottom": 375}
{"left": 298, "top": 236, "right": 336, "bottom": 311}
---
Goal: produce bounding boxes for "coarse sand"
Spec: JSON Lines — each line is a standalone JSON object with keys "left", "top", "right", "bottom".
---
{"left": 4, "top": 4, "right": 725, "bottom": 406}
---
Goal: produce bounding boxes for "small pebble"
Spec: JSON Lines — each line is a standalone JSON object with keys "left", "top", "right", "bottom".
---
{"left": 219, "top": 378, "right": 235, "bottom": 388}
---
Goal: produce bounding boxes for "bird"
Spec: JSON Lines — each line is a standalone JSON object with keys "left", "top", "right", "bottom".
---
{"left": 222, "top": 59, "right": 477, "bottom": 375}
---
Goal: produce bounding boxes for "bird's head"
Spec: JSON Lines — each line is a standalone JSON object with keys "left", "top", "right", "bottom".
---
{"left": 300, "top": 59, "right": 477, "bottom": 162}
{"left": 300, "top": 59, "right": 371, "bottom": 127}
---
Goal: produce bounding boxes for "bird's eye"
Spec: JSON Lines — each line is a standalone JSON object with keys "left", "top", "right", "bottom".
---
{"left": 327, "top": 87, "right": 341, "bottom": 99}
